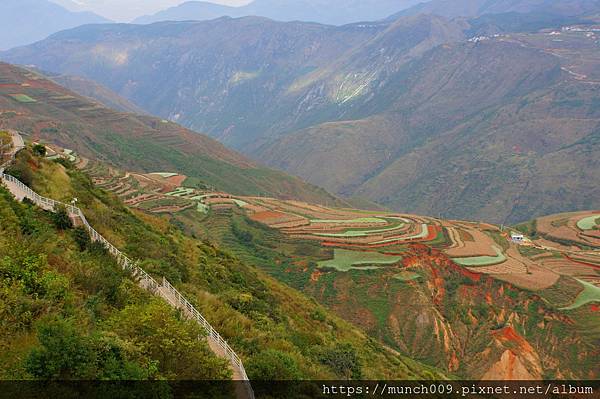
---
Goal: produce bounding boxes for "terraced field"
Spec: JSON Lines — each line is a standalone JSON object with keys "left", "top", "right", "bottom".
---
{"left": 560, "top": 279, "right": 600, "bottom": 310}
{"left": 317, "top": 249, "right": 402, "bottom": 272}
{"left": 38, "top": 148, "right": 597, "bottom": 380}
{"left": 535, "top": 211, "right": 600, "bottom": 249}
{"left": 70, "top": 151, "right": 600, "bottom": 305}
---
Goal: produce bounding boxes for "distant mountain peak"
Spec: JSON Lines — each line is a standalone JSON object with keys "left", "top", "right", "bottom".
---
{"left": 134, "top": 0, "right": 424, "bottom": 26}
{"left": 0, "top": 0, "right": 109, "bottom": 50}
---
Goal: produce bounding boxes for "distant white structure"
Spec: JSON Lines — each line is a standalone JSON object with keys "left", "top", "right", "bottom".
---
{"left": 511, "top": 233, "right": 525, "bottom": 244}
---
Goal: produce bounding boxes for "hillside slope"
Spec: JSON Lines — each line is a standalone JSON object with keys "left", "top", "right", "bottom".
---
{"left": 0, "top": 15, "right": 450, "bottom": 149}
{"left": 256, "top": 30, "right": 600, "bottom": 223}
{"left": 0, "top": 144, "right": 445, "bottom": 384}
{"left": 48, "top": 73, "right": 147, "bottom": 115}
{"left": 18, "top": 135, "right": 599, "bottom": 381}
{"left": 0, "top": 62, "right": 340, "bottom": 205}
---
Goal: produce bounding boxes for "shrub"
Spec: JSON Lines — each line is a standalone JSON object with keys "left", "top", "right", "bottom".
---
{"left": 72, "top": 226, "right": 91, "bottom": 251}
{"left": 32, "top": 144, "right": 46, "bottom": 157}
{"left": 247, "top": 349, "right": 302, "bottom": 380}
{"left": 40, "top": 272, "right": 70, "bottom": 302}
{"left": 319, "top": 343, "right": 362, "bottom": 380}
{"left": 52, "top": 205, "right": 73, "bottom": 230}
{"left": 105, "top": 300, "right": 232, "bottom": 380}
{"left": 24, "top": 317, "right": 153, "bottom": 380}
{"left": 25, "top": 317, "right": 94, "bottom": 379}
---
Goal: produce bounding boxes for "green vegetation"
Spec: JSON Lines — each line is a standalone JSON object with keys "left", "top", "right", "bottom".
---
{"left": 9, "top": 94, "right": 36, "bottom": 103}
{"left": 32, "top": 144, "right": 47, "bottom": 157}
{"left": 312, "top": 217, "right": 385, "bottom": 224}
{"left": 577, "top": 215, "right": 599, "bottom": 231}
{"left": 318, "top": 249, "right": 402, "bottom": 272}
{"left": 452, "top": 246, "right": 506, "bottom": 266}
{"left": 393, "top": 271, "right": 420, "bottom": 282}
{"left": 0, "top": 149, "right": 442, "bottom": 381}
{"left": 0, "top": 183, "right": 231, "bottom": 382}
{"left": 315, "top": 221, "right": 405, "bottom": 238}
{"left": 560, "top": 279, "right": 600, "bottom": 310}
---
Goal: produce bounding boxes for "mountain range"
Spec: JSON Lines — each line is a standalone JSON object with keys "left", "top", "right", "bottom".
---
{"left": 0, "top": 0, "right": 109, "bottom": 51}
{"left": 4, "top": 4, "right": 599, "bottom": 223}
{"left": 134, "top": 0, "right": 423, "bottom": 26}
{"left": 395, "top": 0, "right": 600, "bottom": 19}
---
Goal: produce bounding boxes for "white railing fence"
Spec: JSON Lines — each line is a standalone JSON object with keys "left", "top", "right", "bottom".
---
{"left": 0, "top": 133, "right": 253, "bottom": 399}
{"left": 161, "top": 277, "right": 249, "bottom": 379}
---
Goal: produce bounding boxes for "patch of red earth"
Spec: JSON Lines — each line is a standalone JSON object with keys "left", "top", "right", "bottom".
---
{"left": 422, "top": 225, "right": 441, "bottom": 241}
{"left": 310, "top": 270, "right": 323, "bottom": 282}
{"left": 590, "top": 304, "right": 599, "bottom": 312}
{"left": 166, "top": 174, "right": 187, "bottom": 186}
{"left": 565, "top": 255, "right": 600, "bottom": 270}
{"left": 249, "top": 210, "right": 294, "bottom": 223}
{"left": 485, "top": 292, "right": 493, "bottom": 305}
{"left": 493, "top": 326, "right": 534, "bottom": 355}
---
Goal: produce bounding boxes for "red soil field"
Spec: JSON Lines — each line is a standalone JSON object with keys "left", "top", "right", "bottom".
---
{"left": 166, "top": 174, "right": 187, "bottom": 186}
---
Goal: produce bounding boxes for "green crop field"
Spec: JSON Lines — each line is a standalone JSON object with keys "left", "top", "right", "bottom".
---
{"left": 233, "top": 199, "right": 248, "bottom": 207}
{"left": 315, "top": 221, "right": 406, "bottom": 238}
{"left": 318, "top": 249, "right": 402, "bottom": 272}
{"left": 393, "top": 271, "right": 421, "bottom": 281}
{"left": 452, "top": 246, "right": 507, "bottom": 266}
{"left": 560, "top": 279, "right": 600, "bottom": 310}
{"left": 9, "top": 93, "right": 37, "bottom": 103}
{"left": 311, "top": 217, "right": 385, "bottom": 224}
{"left": 577, "top": 215, "right": 599, "bottom": 231}
{"left": 149, "top": 172, "right": 178, "bottom": 178}
{"left": 166, "top": 187, "right": 195, "bottom": 197}
{"left": 372, "top": 224, "right": 430, "bottom": 244}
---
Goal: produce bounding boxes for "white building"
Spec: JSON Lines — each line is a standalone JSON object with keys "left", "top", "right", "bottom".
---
{"left": 511, "top": 233, "right": 525, "bottom": 244}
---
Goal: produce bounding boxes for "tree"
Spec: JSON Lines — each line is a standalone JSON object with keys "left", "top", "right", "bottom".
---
{"left": 319, "top": 343, "right": 362, "bottom": 380}
{"left": 24, "top": 317, "right": 154, "bottom": 380}
{"left": 247, "top": 349, "right": 302, "bottom": 380}
{"left": 32, "top": 144, "right": 47, "bottom": 157}
{"left": 72, "top": 226, "right": 91, "bottom": 251}
{"left": 52, "top": 205, "right": 73, "bottom": 230}
{"left": 105, "top": 300, "right": 232, "bottom": 380}
{"left": 25, "top": 318, "right": 94, "bottom": 379}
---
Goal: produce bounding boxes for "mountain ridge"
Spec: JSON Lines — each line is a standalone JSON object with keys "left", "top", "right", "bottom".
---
{"left": 134, "top": 0, "right": 423, "bottom": 26}
{"left": 0, "top": 0, "right": 109, "bottom": 51}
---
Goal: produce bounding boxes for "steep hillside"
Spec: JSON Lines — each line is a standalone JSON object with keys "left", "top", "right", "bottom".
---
{"left": 0, "top": 15, "right": 459, "bottom": 149}
{"left": 0, "top": 62, "right": 340, "bottom": 205}
{"left": 1, "top": 146, "right": 445, "bottom": 383}
{"left": 48, "top": 73, "right": 147, "bottom": 114}
{"left": 0, "top": 0, "right": 109, "bottom": 51}
{"left": 22, "top": 138, "right": 599, "bottom": 380}
{"left": 134, "top": 0, "right": 422, "bottom": 26}
{"left": 257, "top": 30, "right": 600, "bottom": 224}
{"left": 153, "top": 179, "right": 599, "bottom": 379}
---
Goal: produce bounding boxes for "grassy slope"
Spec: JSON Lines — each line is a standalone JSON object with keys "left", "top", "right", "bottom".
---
{"left": 0, "top": 62, "right": 342, "bottom": 206}
{"left": 1, "top": 149, "right": 445, "bottom": 381}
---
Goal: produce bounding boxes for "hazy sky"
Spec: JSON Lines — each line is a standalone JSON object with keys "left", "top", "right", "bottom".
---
{"left": 50, "top": 0, "right": 253, "bottom": 22}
